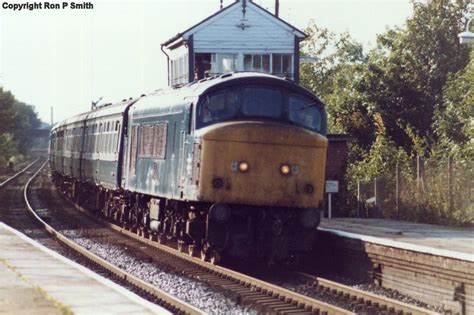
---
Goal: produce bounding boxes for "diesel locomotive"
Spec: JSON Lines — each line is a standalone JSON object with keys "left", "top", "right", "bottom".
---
{"left": 49, "top": 72, "right": 328, "bottom": 265}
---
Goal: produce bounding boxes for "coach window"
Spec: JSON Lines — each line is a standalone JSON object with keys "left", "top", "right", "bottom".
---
{"left": 99, "top": 123, "right": 103, "bottom": 152}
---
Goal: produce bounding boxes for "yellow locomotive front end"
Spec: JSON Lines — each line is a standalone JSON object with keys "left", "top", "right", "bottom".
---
{"left": 184, "top": 75, "right": 328, "bottom": 265}
{"left": 197, "top": 121, "right": 327, "bottom": 209}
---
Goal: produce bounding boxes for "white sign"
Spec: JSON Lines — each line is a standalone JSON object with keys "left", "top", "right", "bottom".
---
{"left": 325, "top": 180, "right": 339, "bottom": 193}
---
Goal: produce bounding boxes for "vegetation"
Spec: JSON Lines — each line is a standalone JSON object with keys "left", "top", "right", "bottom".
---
{"left": 301, "top": 0, "right": 473, "bottom": 225}
{"left": 0, "top": 87, "right": 41, "bottom": 172}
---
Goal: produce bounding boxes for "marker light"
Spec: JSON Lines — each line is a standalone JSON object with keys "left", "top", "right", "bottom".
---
{"left": 280, "top": 164, "right": 291, "bottom": 175}
{"left": 239, "top": 161, "right": 249, "bottom": 172}
{"left": 212, "top": 177, "right": 223, "bottom": 189}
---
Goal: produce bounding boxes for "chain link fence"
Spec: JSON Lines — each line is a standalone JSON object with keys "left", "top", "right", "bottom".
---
{"left": 356, "top": 157, "right": 474, "bottom": 225}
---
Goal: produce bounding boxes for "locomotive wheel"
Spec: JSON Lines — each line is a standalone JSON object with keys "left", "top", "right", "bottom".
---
{"left": 200, "top": 242, "right": 210, "bottom": 261}
{"left": 209, "top": 250, "right": 221, "bottom": 265}
{"left": 188, "top": 245, "right": 196, "bottom": 257}
{"left": 157, "top": 234, "right": 166, "bottom": 244}
{"left": 200, "top": 249, "right": 209, "bottom": 262}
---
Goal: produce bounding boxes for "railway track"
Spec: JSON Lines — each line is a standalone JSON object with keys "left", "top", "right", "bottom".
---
{"left": 104, "top": 218, "right": 439, "bottom": 314}
{"left": 14, "top": 160, "right": 440, "bottom": 314}
{"left": 64, "top": 190, "right": 439, "bottom": 313}
{"left": 296, "top": 272, "right": 438, "bottom": 315}
{"left": 8, "top": 158, "right": 203, "bottom": 315}
{"left": 0, "top": 156, "right": 39, "bottom": 187}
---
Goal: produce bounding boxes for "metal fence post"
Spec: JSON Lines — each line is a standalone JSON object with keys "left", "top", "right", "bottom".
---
{"left": 417, "top": 155, "right": 425, "bottom": 197}
{"left": 374, "top": 177, "right": 380, "bottom": 217}
{"left": 396, "top": 161, "right": 400, "bottom": 217}
{"left": 448, "top": 157, "right": 453, "bottom": 214}
{"left": 357, "top": 180, "right": 361, "bottom": 217}
{"left": 416, "top": 155, "right": 421, "bottom": 193}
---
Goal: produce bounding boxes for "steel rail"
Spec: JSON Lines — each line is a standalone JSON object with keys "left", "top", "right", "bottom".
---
{"left": 297, "top": 272, "right": 440, "bottom": 315}
{"left": 47, "top": 166, "right": 436, "bottom": 314}
{"left": 82, "top": 208, "right": 355, "bottom": 315}
{"left": 23, "top": 160, "right": 203, "bottom": 315}
{"left": 0, "top": 156, "right": 40, "bottom": 188}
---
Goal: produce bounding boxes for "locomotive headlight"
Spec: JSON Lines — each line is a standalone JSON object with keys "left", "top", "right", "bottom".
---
{"left": 238, "top": 161, "right": 249, "bottom": 173}
{"left": 280, "top": 164, "right": 291, "bottom": 175}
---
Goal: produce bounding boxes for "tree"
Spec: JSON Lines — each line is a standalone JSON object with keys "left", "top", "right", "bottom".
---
{"left": 0, "top": 88, "right": 41, "bottom": 167}
{"left": 433, "top": 50, "right": 474, "bottom": 160}
{"left": 299, "top": 1, "right": 472, "bottom": 222}
{"left": 300, "top": 22, "right": 374, "bottom": 148}
{"left": 11, "top": 102, "right": 42, "bottom": 155}
{"left": 361, "top": 0, "right": 470, "bottom": 155}
{"left": 0, "top": 88, "right": 15, "bottom": 134}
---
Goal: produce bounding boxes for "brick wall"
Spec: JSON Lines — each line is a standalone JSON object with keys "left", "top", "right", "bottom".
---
{"left": 326, "top": 135, "right": 351, "bottom": 181}
{"left": 324, "top": 134, "right": 352, "bottom": 216}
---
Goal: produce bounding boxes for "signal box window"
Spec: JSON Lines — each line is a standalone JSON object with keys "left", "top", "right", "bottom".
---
{"left": 244, "top": 54, "right": 270, "bottom": 73}
{"left": 170, "top": 54, "right": 189, "bottom": 86}
{"left": 272, "top": 54, "right": 292, "bottom": 77}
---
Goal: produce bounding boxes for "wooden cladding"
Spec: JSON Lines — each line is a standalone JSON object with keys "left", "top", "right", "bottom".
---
{"left": 137, "top": 123, "right": 168, "bottom": 160}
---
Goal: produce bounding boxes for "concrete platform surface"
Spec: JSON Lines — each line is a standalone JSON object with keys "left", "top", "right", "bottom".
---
{"left": 0, "top": 222, "right": 170, "bottom": 315}
{"left": 319, "top": 218, "right": 474, "bottom": 262}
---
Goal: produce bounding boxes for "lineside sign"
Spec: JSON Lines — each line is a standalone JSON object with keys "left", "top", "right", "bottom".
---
{"left": 325, "top": 180, "right": 339, "bottom": 193}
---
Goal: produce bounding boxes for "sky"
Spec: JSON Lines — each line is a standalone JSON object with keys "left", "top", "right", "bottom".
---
{"left": 0, "top": 0, "right": 413, "bottom": 124}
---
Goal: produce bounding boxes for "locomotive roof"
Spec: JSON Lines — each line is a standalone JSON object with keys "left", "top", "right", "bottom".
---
{"left": 52, "top": 73, "right": 323, "bottom": 132}
{"left": 150, "top": 72, "right": 320, "bottom": 100}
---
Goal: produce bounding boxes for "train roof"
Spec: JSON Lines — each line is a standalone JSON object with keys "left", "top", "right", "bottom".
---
{"left": 51, "top": 73, "right": 323, "bottom": 132}
{"left": 51, "top": 99, "right": 137, "bottom": 132}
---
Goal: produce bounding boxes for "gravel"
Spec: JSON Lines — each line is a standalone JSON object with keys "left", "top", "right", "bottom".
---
{"left": 26, "top": 171, "right": 256, "bottom": 314}
{"left": 62, "top": 234, "right": 256, "bottom": 314}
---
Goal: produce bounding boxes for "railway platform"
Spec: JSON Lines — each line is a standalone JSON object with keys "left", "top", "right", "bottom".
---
{"left": 0, "top": 222, "right": 169, "bottom": 315}
{"left": 319, "top": 218, "right": 473, "bottom": 261}
{"left": 314, "top": 218, "right": 473, "bottom": 314}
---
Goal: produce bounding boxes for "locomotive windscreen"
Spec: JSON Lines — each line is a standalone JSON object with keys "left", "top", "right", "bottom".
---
{"left": 196, "top": 84, "right": 326, "bottom": 134}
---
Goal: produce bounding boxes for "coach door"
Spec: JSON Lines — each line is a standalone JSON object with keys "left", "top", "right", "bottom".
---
{"left": 128, "top": 125, "right": 139, "bottom": 180}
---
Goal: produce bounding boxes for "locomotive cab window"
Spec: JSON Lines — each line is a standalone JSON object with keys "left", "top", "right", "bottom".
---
{"left": 288, "top": 95, "right": 322, "bottom": 132}
{"left": 196, "top": 84, "right": 325, "bottom": 134}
